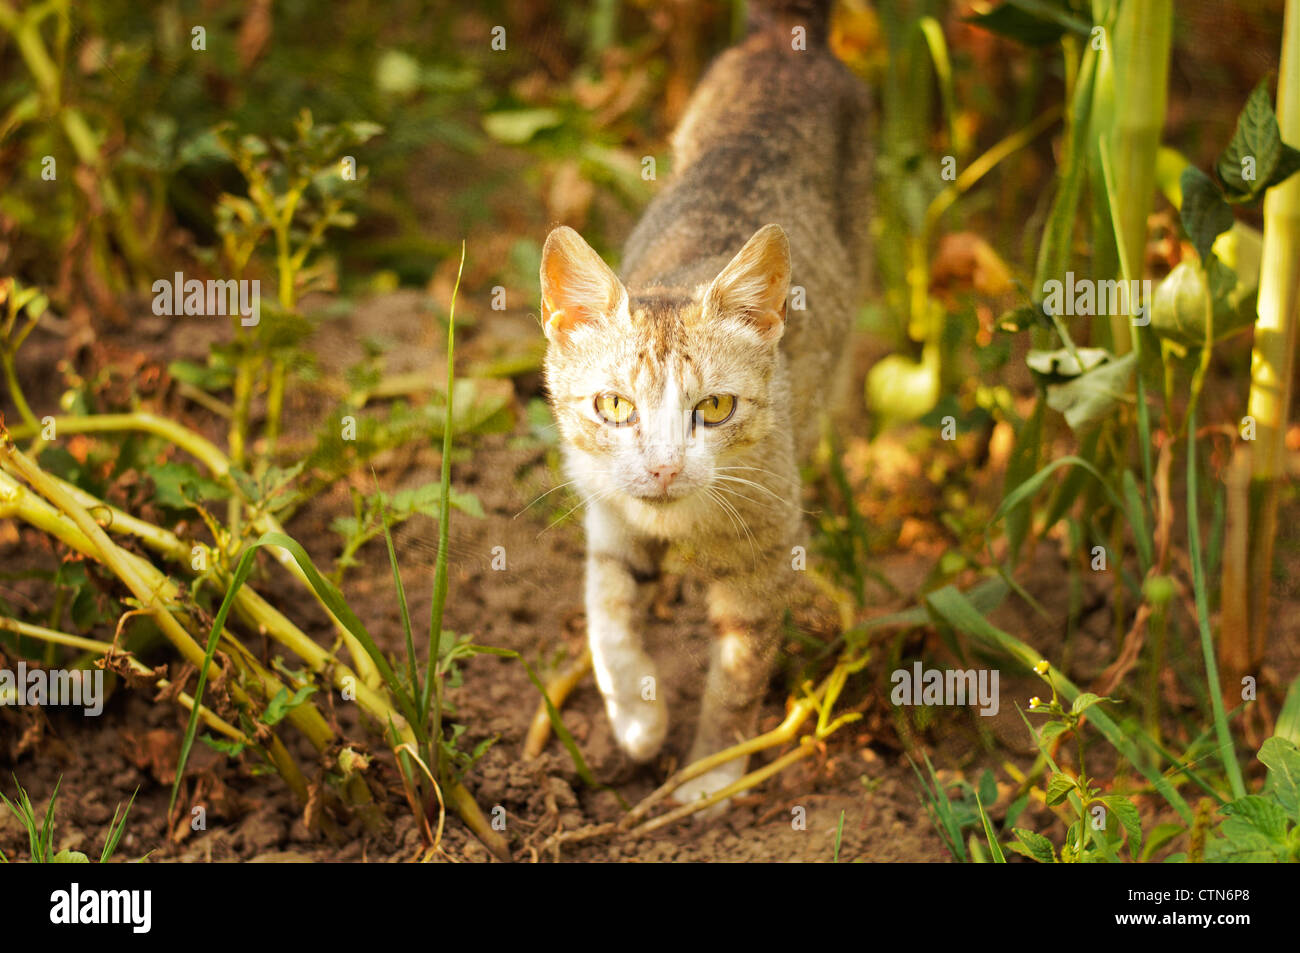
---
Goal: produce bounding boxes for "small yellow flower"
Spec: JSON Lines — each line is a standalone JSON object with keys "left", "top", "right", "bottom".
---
{"left": 1029, "top": 696, "right": 1042, "bottom": 709}
{"left": 1034, "top": 660, "right": 1050, "bottom": 675}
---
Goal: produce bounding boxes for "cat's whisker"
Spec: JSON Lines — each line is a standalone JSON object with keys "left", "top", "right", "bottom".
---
{"left": 536, "top": 483, "right": 618, "bottom": 537}
{"left": 712, "top": 474, "right": 788, "bottom": 508}
{"left": 711, "top": 482, "right": 775, "bottom": 515}
{"left": 513, "top": 477, "right": 583, "bottom": 519}
{"left": 713, "top": 472, "right": 817, "bottom": 517}
{"left": 713, "top": 468, "right": 798, "bottom": 499}
{"left": 705, "top": 486, "right": 759, "bottom": 565}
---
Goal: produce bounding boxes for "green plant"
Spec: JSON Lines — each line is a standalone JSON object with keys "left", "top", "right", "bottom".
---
{"left": 1203, "top": 736, "right": 1300, "bottom": 862}
{"left": 0, "top": 776, "right": 142, "bottom": 863}
{"left": 911, "top": 753, "right": 1028, "bottom": 863}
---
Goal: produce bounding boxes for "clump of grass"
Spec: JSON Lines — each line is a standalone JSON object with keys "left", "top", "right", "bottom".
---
{"left": 0, "top": 775, "right": 143, "bottom": 863}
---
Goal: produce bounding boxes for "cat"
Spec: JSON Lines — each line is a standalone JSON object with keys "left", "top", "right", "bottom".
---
{"left": 539, "top": 0, "right": 872, "bottom": 809}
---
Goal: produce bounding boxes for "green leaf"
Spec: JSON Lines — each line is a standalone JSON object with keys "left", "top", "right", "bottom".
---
{"left": 148, "top": 462, "right": 231, "bottom": 509}
{"left": 1259, "top": 736, "right": 1300, "bottom": 822}
{"left": 1025, "top": 346, "right": 1111, "bottom": 382}
{"left": 1044, "top": 352, "right": 1136, "bottom": 433}
{"left": 51, "top": 849, "right": 90, "bottom": 863}
{"left": 1150, "top": 261, "right": 1211, "bottom": 350}
{"left": 1207, "top": 253, "right": 1259, "bottom": 344}
{"left": 1101, "top": 795, "right": 1143, "bottom": 853}
{"left": 1140, "top": 823, "right": 1184, "bottom": 862}
{"left": 1010, "top": 827, "right": 1056, "bottom": 863}
{"left": 260, "top": 685, "right": 318, "bottom": 727}
{"left": 482, "top": 108, "right": 564, "bottom": 145}
{"left": 1216, "top": 78, "right": 1300, "bottom": 201}
{"left": 974, "top": 789, "right": 1006, "bottom": 862}
{"left": 1221, "top": 794, "right": 1289, "bottom": 842}
{"left": 1122, "top": 470, "right": 1154, "bottom": 573}
{"left": 167, "top": 359, "right": 234, "bottom": 392}
{"left": 1046, "top": 772, "right": 1076, "bottom": 805}
{"left": 997, "top": 303, "right": 1053, "bottom": 333}
{"left": 963, "top": 1, "right": 1078, "bottom": 47}
{"left": 1179, "top": 167, "right": 1234, "bottom": 264}
{"left": 978, "top": 769, "right": 998, "bottom": 809}
{"left": 1038, "top": 720, "right": 1071, "bottom": 746}
{"left": 1070, "top": 692, "right": 1109, "bottom": 716}
{"left": 1205, "top": 825, "right": 1282, "bottom": 862}
{"left": 199, "top": 733, "right": 247, "bottom": 757}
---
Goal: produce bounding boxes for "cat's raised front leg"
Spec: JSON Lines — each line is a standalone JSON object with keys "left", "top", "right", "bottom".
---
{"left": 584, "top": 502, "right": 668, "bottom": 762}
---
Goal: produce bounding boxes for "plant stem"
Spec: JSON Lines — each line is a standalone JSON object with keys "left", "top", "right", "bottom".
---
{"left": 425, "top": 245, "right": 466, "bottom": 780}
{"left": 1241, "top": 0, "right": 1300, "bottom": 690}
{"left": 0, "top": 615, "right": 247, "bottom": 743}
{"left": 1185, "top": 407, "right": 1247, "bottom": 800}
{"left": 0, "top": 448, "right": 311, "bottom": 801}
{"left": 6, "top": 412, "right": 382, "bottom": 688}
{"left": 1107, "top": 0, "right": 1172, "bottom": 354}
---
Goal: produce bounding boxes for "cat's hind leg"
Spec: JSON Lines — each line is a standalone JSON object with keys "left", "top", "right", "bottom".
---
{"left": 674, "top": 572, "right": 784, "bottom": 812}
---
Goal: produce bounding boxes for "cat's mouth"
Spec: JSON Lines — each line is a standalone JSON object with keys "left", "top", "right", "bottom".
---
{"left": 629, "top": 488, "right": 690, "bottom": 505}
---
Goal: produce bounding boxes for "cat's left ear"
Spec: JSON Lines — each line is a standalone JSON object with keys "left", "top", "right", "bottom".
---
{"left": 540, "top": 226, "right": 627, "bottom": 344}
{"left": 702, "top": 223, "right": 790, "bottom": 343}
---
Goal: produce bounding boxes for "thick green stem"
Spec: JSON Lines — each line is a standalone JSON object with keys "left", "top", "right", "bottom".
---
{"left": 12, "top": 466, "right": 409, "bottom": 742}
{"left": 0, "top": 615, "right": 247, "bottom": 743}
{"left": 0, "top": 451, "right": 311, "bottom": 802}
{"left": 1243, "top": 0, "right": 1300, "bottom": 673}
{"left": 6, "top": 412, "right": 382, "bottom": 688}
{"left": 1107, "top": 0, "right": 1172, "bottom": 353}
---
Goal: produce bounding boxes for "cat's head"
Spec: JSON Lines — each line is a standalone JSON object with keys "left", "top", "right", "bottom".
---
{"left": 540, "top": 223, "right": 790, "bottom": 505}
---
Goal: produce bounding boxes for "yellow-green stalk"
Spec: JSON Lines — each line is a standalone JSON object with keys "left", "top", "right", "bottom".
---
{"left": 1106, "top": 0, "right": 1172, "bottom": 352}
{"left": 0, "top": 615, "right": 247, "bottom": 744}
{"left": 6, "top": 411, "right": 382, "bottom": 690}
{"left": 1241, "top": 0, "right": 1300, "bottom": 681}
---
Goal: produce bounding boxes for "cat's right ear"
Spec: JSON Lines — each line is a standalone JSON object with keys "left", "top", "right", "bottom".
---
{"left": 540, "top": 226, "right": 626, "bottom": 344}
{"left": 702, "top": 223, "right": 790, "bottom": 343}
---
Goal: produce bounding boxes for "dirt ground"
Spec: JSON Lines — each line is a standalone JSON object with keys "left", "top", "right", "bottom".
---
{"left": 2, "top": 288, "right": 1298, "bottom": 864}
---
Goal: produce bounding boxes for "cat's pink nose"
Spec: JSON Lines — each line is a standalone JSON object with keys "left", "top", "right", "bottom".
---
{"left": 649, "top": 462, "right": 681, "bottom": 492}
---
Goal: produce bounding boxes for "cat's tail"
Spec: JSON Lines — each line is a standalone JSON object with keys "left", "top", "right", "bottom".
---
{"left": 746, "top": 0, "right": 833, "bottom": 45}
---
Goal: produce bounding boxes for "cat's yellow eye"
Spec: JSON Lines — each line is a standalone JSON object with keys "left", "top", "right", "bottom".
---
{"left": 694, "top": 394, "right": 736, "bottom": 426}
{"left": 595, "top": 393, "right": 637, "bottom": 425}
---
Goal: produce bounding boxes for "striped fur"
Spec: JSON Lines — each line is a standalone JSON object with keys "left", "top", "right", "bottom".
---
{"left": 540, "top": 0, "right": 870, "bottom": 812}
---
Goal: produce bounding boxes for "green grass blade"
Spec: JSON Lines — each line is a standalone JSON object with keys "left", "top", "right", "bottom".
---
{"left": 1185, "top": 407, "right": 1247, "bottom": 799}
{"left": 170, "top": 544, "right": 260, "bottom": 817}
{"left": 908, "top": 752, "right": 966, "bottom": 861}
{"left": 471, "top": 646, "right": 604, "bottom": 794}
{"left": 974, "top": 790, "right": 1006, "bottom": 862}
{"left": 1277, "top": 672, "right": 1300, "bottom": 745}
{"left": 172, "top": 530, "right": 425, "bottom": 816}
{"left": 424, "top": 242, "right": 465, "bottom": 720}
{"left": 1004, "top": 400, "right": 1044, "bottom": 564}
{"left": 100, "top": 788, "right": 137, "bottom": 863}
{"left": 1122, "top": 469, "right": 1153, "bottom": 573}
{"left": 989, "top": 455, "right": 1126, "bottom": 561}
{"left": 39, "top": 776, "right": 60, "bottom": 863}
{"left": 925, "top": 584, "right": 1194, "bottom": 822}
{"left": 379, "top": 502, "right": 419, "bottom": 714}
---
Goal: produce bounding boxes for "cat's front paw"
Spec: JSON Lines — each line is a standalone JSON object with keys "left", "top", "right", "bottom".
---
{"left": 671, "top": 759, "right": 748, "bottom": 819}
{"left": 605, "top": 695, "right": 668, "bottom": 762}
